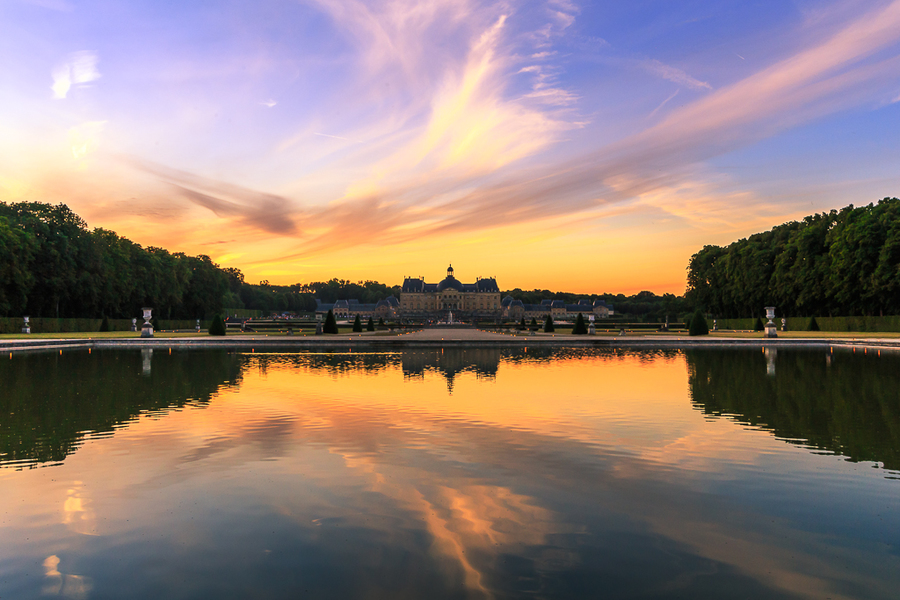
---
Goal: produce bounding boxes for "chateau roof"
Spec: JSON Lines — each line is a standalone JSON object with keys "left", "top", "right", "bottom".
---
{"left": 401, "top": 274, "right": 499, "bottom": 293}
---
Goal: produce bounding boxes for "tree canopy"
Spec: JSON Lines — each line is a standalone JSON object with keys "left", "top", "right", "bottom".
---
{"left": 686, "top": 198, "right": 900, "bottom": 317}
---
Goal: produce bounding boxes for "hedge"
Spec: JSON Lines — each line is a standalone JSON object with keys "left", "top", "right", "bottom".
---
{"left": 0, "top": 318, "right": 211, "bottom": 334}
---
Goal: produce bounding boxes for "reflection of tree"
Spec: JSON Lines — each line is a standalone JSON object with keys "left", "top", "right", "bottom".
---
{"left": 0, "top": 349, "right": 242, "bottom": 468}
{"left": 686, "top": 349, "right": 900, "bottom": 472}
{"left": 238, "top": 351, "right": 399, "bottom": 377}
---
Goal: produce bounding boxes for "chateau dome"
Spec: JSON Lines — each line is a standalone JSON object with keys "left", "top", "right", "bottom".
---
{"left": 436, "top": 264, "right": 462, "bottom": 292}
{"left": 437, "top": 275, "right": 463, "bottom": 292}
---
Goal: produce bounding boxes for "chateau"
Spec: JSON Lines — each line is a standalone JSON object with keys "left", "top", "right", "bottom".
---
{"left": 400, "top": 265, "right": 501, "bottom": 320}
{"left": 315, "top": 265, "right": 612, "bottom": 323}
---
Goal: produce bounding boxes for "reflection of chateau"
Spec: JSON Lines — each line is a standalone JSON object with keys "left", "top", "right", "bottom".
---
{"left": 402, "top": 348, "right": 501, "bottom": 392}
{"left": 400, "top": 265, "right": 501, "bottom": 320}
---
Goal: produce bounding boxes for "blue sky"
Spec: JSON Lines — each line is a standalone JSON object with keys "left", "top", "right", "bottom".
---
{"left": 1, "top": 0, "right": 898, "bottom": 292}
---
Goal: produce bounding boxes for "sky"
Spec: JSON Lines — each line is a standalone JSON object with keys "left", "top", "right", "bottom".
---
{"left": 1, "top": 0, "right": 899, "bottom": 294}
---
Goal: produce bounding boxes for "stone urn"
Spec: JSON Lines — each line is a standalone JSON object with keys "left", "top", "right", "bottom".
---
{"left": 141, "top": 307, "right": 154, "bottom": 338}
{"left": 764, "top": 307, "right": 778, "bottom": 338}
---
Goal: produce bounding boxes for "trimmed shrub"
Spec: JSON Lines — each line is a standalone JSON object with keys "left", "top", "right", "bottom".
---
{"left": 209, "top": 314, "right": 226, "bottom": 336}
{"left": 324, "top": 309, "right": 339, "bottom": 334}
{"left": 352, "top": 314, "right": 362, "bottom": 332}
{"left": 519, "top": 317, "right": 526, "bottom": 330}
{"left": 807, "top": 316, "right": 820, "bottom": 331}
{"left": 572, "top": 313, "right": 588, "bottom": 334}
{"left": 378, "top": 317, "right": 385, "bottom": 328}
{"left": 367, "top": 317, "right": 375, "bottom": 332}
{"left": 529, "top": 317, "right": 539, "bottom": 331}
{"left": 99, "top": 316, "right": 110, "bottom": 332}
{"left": 754, "top": 317, "right": 765, "bottom": 331}
{"left": 689, "top": 310, "right": 709, "bottom": 336}
{"left": 544, "top": 315, "right": 555, "bottom": 333}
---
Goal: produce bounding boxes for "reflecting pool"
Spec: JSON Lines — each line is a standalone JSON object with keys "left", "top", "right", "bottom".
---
{"left": 1, "top": 347, "right": 898, "bottom": 599}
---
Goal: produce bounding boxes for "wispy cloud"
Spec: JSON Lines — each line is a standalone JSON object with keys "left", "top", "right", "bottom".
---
{"left": 51, "top": 51, "right": 100, "bottom": 99}
{"left": 647, "top": 89, "right": 680, "bottom": 119}
{"left": 18, "top": 0, "right": 900, "bottom": 281}
{"left": 107, "top": 0, "right": 900, "bottom": 264}
{"left": 634, "top": 58, "right": 712, "bottom": 90}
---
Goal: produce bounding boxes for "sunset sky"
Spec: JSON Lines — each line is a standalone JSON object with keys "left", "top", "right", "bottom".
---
{"left": 1, "top": 0, "right": 899, "bottom": 293}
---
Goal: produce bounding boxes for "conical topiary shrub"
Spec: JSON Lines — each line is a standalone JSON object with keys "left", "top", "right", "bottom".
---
{"left": 367, "top": 317, "right": 375, "bottom": 331}
{"left": 519, "top": 317, "right": 526, "bottom": 330}
{"left": 378, "top": 317, "right": 385, "bottom": 329}
{"left": 572, "top": 313, "right": 588, "bottom": 334}
{"left": 324, "top": 309, "right": 339, "bottom": 334}
{"left": 544, "top": 315, "right": 555, "bottom": 333}
{"left": 352, "top": 314, "right": 362, "bottom": 332}
{"left": 807, "top": 316, "right": 820, "bottom": 331}
{"left": 529, "top": 317, "right": 538, "bottom": 331}
{"left": 754, "top": 317, "right": 765, "bottom": 332}
{"left": 99, "top": 316, "right": 110, "bottom": 332}
{"left": 209, "top": 314, "right": 226, "bottom": 336}
{"left": 689, "top": 310, "right": 709, "bottom": 336}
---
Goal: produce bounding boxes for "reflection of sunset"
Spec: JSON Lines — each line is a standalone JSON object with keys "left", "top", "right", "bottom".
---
{"left": 2, "top": 349, "right": 899, "bottom": 599}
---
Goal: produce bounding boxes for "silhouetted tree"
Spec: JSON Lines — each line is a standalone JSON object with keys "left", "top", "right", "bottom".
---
{"left": 808, "top": 316, "right": 820, "bottom": 331}
{"left": 208, "top": 313, "right": 226, "bottom": 336}
{"left": 324, "top": 309, "right": 339, "bottom": 334}
{"left": 367, "top": 317, "right": 375, "bottom": 331}
{"left": 689, "top": 310, "right": 709, "bottom": 336}
{"left": 544, "top": 315, "right": 554, "bottom": 333}
{"left": 352, "top": 314, "right": 362, "bottom": 332}
{"left": 572, "top": 313, "right": 588, "bottom": 334}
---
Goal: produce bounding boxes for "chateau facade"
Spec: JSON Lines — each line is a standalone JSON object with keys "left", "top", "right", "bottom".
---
{"left": 400, "top": 265, "right": 501, "bottom": 320}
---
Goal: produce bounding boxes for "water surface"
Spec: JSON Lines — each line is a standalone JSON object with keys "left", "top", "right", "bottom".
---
{"left": 1, "top": 347, "right": 898, "bottom": 599}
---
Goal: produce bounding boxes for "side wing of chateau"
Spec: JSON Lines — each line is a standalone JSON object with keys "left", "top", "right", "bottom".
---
{"left": 400, "top": 265, "right": 501, "bottom": 320}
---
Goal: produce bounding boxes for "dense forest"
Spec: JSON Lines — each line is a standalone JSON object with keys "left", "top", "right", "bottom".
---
{"left": 686, "top": 198, "right": 900, "bottom": 318}
{"left": 0, "top": 201, "right": 404, "bottom": 318}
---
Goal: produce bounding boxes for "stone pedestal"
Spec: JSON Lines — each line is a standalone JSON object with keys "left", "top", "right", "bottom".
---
{"left": 22, "top": 316, "right": 30, "bottom": 334}
{"left": 764, "top": 306, "right": 778, "bottom": 338}
{"left": 196, "top": 319, "right": 201, "bottom": 332}
{"left": 316, "top": 322, "right": 323, "bottom": 335}
{"left": 588, "top": 324, "right": 595, "bottom": 335}
{"left": 140, "top": 307, "right": 154, "bottom": 338}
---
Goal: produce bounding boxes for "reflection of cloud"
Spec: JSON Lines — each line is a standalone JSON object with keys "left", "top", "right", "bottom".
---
{"left": 62, "top": 481, "right": 98, "bottom": 536}
{"left": 42, "top": 555, "right": 92, "bottom": 598}
{"left": 51, "top": 51, "right": 100, "bottom": 99}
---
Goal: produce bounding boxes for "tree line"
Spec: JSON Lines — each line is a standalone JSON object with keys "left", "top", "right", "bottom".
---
{"left": 0, "top": 202, "right": 402, "bottom": 319}
{"left": 686, "top": 198, "right": 900, "bottom": 318}
{"left": 503, "top": 288, "right": 686, "bottom": 321}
